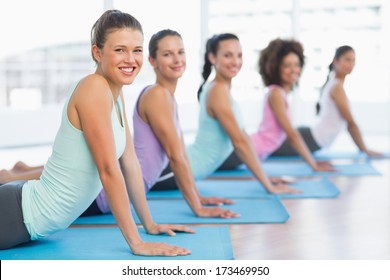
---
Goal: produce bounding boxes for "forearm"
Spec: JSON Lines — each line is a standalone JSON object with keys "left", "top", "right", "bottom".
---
{"left": 348, "top": 124, "right": 368, "bottom": 152}
{"left": 100, "top": 171, "right": 143, "bottom": 250}
{"left": 288, "top": 133, "right": 318, "bottom": 169}
{"left": 121, "top": 160, "right": 155, "bottom": 232}
{"left": 233, "top": 134, "right": 275, "bottom": 192}
{"left": 169, "top": 156, "right": 203, "bottom": 213}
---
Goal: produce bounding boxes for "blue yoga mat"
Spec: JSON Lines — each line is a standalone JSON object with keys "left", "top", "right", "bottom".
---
{"left": 73, "top": 197, "right": 289, "bottom": 225}
{"left": 267, "top": 150, "right": 390, "bottom": 161}
{"left": 210, "top": 161, "right": 381, "bottom": 178}
{"left": 147, "top": 177, "right": 340, "bottom": 199}
{"left": 0, "top": 226, "right": 233, "bottom": 260}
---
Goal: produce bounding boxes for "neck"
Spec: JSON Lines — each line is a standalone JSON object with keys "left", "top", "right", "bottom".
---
{"left": 214, "top": 74, "right": 232, "bottom": 89}
{"left": 156, "top": 76, "right": 178, "bottom": 97}
{"left": 95, "top": 69, "right": 122, "bottom": 100}
{"left": 334, "top": 72, "right": 346, "bottom": 82}
{"left": 281, "top": 83, "right": 293, "bottom": 93}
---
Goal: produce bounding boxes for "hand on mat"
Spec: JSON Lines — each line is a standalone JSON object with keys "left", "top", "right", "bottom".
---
{"left": 131, "top": 241, "right": 191, "bottom": 257}
{"left": 147, "top": 223, "right": 196, "bottom": 236}
{"left": 196, "top": 207, "right": 240, "bottom": 219}
{"left": 268, "top": 183, "right": 302, "bottom": 194}
{"left": 271, "top": 176, "right": 297, "bottom": 184}
{"left": 365, "top": 150, "right": 383, "bottom": 158}
{"left": 313, "top": 161, "right": 337, "bottom": 172}
{"left": 200, "top": 195, "right": 235, "bottom": 206}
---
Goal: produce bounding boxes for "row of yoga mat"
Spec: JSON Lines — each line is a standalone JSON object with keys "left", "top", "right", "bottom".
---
{"left": 1, "top": 154, "right": 383, "bottom": 260}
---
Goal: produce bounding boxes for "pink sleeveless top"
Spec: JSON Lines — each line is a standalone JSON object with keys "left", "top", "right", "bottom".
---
{"left": 250, "top": 85, "right": 291, "bottom": 160}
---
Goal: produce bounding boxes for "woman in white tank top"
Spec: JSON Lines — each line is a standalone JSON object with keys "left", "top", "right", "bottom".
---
{"left": 273, "top": 45, "right": 382, "bottom": 158}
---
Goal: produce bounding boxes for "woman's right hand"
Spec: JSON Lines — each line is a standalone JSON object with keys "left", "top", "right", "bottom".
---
{"left": 195, "top": 207, "right": 240, "bottom": 218}
{"left": 365, "top": 150, "right": 383, "bottom": 158}
{"left": 313, "top": 160, "right": 337, "bottom": 172}
{"left": 131, "top": 241, "right": 191, "bottom": 257}
{"left": 267, "top": 183, "right": 302, "bottom": 194}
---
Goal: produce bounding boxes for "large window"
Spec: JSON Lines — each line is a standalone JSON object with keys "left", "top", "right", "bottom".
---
{"left": 205, "top": 0, "right": 390, "bottom": 131}
{"left": 0, "top": 0, "right": 388, "bottom": 148}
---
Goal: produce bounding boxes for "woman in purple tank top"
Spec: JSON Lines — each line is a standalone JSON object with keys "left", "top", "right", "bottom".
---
{"left": 134, "top": 30, "right": 238, "bottom": 219}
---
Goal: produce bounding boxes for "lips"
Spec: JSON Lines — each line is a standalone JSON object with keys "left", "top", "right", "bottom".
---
{"left": 171, "top": 65, "right": 184, "bottom": 71}
{"left": 119, "top": 67, "right": 135, "bottom": 74}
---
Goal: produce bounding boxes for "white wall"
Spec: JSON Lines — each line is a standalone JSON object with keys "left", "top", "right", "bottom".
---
{"left": 1, "top": 100, "right": 388, "bottom": 148}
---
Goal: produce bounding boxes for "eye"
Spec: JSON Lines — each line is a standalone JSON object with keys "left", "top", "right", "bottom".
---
{"left": 134, "top": 49, "right": 143, "bottom": 53}
{"left": 115, "top": 48, "right": 124, "bottom": 53}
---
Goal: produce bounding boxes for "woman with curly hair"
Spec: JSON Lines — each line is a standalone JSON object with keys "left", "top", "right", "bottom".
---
{"left": 271, "top": 45, "right": 382, "bottom": 158}
{"left": 219, "top": 38, "right": 334, "bottom": 172}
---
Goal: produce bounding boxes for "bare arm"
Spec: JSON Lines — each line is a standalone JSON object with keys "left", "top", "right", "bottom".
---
{"left": 330, "top": 83, "right": 381, "bottom": 157}
{"left": 208, "top": 82, "right": 299, "bottom": 194}
{"left": 74, "top": 76, "right": 189, "bottom": 256}
{"left": 140, "top": 86, "right": 237, "bottom": 218}
{"left": 269, "top": 89, "right": 333, "bottom": 171}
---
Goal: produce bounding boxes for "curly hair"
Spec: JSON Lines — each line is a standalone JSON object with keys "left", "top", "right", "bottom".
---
{"left": 258, "top": 38, "right": 305, "bottom": 86}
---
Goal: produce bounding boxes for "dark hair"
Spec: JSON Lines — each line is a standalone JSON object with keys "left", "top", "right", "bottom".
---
{"left": 316, "top": 45, "right": 354, "bottom": 115}
{"left": 148, "top": 29, "right": 182, "bottom": 59}
{"left": 197, "top": 33, "right": 239, "bottom": 100}
{"left": 91, "top": 10, "right": 143, "bottom": 63}
{"left": 258, "top": 38, "right": 305, "bottom": 87}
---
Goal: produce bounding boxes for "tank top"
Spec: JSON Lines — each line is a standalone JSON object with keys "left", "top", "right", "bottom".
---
{"left": 133, "top": 86, "right": 182, "bottom": 192}
{"left": 311, "top": 78, "right": 347, "bottom": 148}
{"left": 187, "top": 83, "right": 244, "bottom": 180}
{"left": 250, "top": 85, "right": 290, "bottom": 159}
{"left": 22, "top": 84, "right": 126, "bottom": 240}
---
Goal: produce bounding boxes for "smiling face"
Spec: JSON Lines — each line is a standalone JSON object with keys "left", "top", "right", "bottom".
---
{"left": 279, "top": 52, "right": 302, "bottom": 88}
{"left": 210, "top": 39, "right": 242, "bottom": 80}
{"left": 149, "top": 35, "right": 186, "bottom": 80}
{"left": 93, "top": 28, "right": 144, "bottom": 91}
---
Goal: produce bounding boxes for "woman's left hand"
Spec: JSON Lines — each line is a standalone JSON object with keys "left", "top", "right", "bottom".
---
{"left": 146, "top": 223, "right": 196, "bottom": 236}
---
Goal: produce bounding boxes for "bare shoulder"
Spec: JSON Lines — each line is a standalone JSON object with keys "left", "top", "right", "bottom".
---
{"left": 142, "top": 84, "right": 173, "bottom": 107}
{"left": 73, "top": 74, "right": 112, "bottom": 105}
{"left": 268, "top": 86, "right": 285, "bottom": 99}
{"left": 207, "top": 82, "right": 230, "bottom": 103}
{"left": 329, "top": 79, "right": 346, "bottom": 99}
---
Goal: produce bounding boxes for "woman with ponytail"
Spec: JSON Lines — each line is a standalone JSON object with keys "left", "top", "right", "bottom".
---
{"left": 185, "top": 34, "right": 299, "bottom": 194}
{"left": 0, "top": 11, "right": 192, "bottom": 256}
{"left": 220, "top": 38, "right": 334, "bottom": 172}
{"left": 271, "top": 45, "right": 382, "bottom": 158}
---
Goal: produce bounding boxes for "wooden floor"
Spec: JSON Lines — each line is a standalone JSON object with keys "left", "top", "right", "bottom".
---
{"left": 1, "top": 137, "right": 389, "bottom": 260}
{"left": 229, "top": 158, "right": 390, "bottom": 260}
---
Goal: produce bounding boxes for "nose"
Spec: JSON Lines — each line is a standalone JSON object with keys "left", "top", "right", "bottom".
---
{"left": 233, "top": 56, "right": 242, "bottom": 67}
{"left": 125, "top": 52, "right": 135, "bottom": 63}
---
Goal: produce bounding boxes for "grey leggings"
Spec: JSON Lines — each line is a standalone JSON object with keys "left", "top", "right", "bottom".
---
{"left": 271, "top": 126, "right": 321, "bottom": 156}
{"left": 0, "top": 180, "right": 31, "bottom": 250}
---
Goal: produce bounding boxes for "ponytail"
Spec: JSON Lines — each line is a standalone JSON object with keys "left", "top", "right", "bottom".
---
{"left": 197, "top": 33, "right": 239, "bottom": 101}
{"left": 317, "top": 45, "right": 354, "bottom": 115}
{"left": 316, "top": 63, "right": 333, "bottom": 115}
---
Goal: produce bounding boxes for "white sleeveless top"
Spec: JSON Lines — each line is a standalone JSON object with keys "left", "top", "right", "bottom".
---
{"left": 311, "top": 78, "right": 347, "bottom": 148}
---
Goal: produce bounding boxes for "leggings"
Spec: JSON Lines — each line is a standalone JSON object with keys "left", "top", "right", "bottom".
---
{"left": 0, "top": 180, "right": 31, "bottom": 250}
{"left": 151, "top": 165, "right": 179, "bottom": 191}
{"left": 217, "top": 151, "right": 243, "bottom": 170}
{"left": 271, "top": 126, "right": 321, "bottom": 157}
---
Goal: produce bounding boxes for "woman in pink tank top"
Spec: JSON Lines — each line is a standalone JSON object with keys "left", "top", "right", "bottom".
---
{"left": 219, "top": 38, "right": 334, "bottom": 172}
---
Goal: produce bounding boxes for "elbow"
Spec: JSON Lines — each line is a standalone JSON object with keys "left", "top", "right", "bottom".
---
{"left": 166, "top": 150, "right": 186, "bottom": 167}
{"left": 231, "top": 135, "right": 248, "bottom": 151}
{"left": 98, "top": 164, "right": 119, "bottom": 186}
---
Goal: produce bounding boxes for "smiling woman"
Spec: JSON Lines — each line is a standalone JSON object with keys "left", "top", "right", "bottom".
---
{"left": 0, "top": 10, "right": 193, "bottom": 256}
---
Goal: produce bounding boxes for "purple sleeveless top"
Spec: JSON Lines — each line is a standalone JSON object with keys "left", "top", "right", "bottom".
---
{"left": 133, "top": 86, "right": 182, "bottom": 192}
